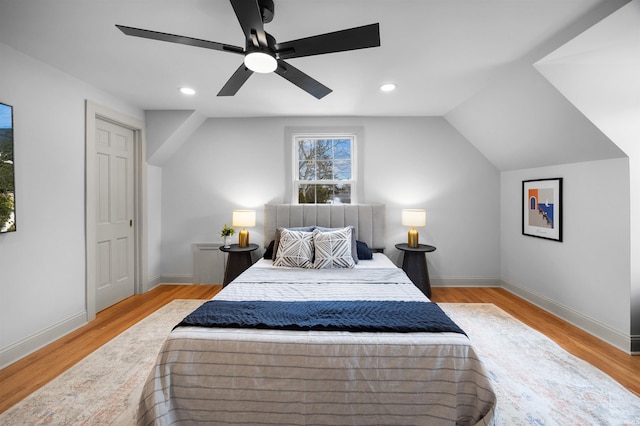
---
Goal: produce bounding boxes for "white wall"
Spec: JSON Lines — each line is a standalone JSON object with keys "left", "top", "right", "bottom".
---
{"left": 500, "top": 158, "right": 631, "bottom": 348}
{"left": 0, "top": 42, "right": 143, "bottom": 367}
{"left": 534, "top": 0, "right": 640, "bottom": 351}
{"left": 158, "top": 116, "right": 501, "bottom": 284}
{"left": 147, "top": 165, "right": 163, "bottom": 287}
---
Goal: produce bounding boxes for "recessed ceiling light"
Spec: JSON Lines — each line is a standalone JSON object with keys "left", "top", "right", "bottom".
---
{"left": 179, "top": 87, "right": 196, "bottom": 95}
{"left": 380, "top": 83, "right": 396, "bottom": 92}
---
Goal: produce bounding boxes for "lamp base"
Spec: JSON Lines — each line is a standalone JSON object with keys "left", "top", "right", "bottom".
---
{"left": 408, "top": 229, "right": 419, "bottom": 248}
{"left": 238, "top": 229, "right": 249, "bottom": 247}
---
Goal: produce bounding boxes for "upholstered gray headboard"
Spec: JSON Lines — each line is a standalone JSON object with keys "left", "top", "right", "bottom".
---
{"left": 264, "top": 204, "right": 385, "bottom": 250}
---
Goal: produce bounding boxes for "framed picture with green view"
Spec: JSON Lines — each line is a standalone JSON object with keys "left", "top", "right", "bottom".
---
{"left": 0, "top": 102, "right": 15, "bottom": 233}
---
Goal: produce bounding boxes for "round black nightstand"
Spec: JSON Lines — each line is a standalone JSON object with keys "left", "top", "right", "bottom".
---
{"left": 395, "top": 243, "right": 437, "bottom": 298}
{"left": 219, "top": 243, "right": 259, "bottom": 286}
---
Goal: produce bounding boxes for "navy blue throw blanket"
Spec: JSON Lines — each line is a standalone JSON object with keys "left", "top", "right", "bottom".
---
{"left": 175, "top": 300, "right": 466, "bottom": 335}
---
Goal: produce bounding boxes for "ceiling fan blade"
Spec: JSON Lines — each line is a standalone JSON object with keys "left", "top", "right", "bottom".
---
{"left": 276, "top": 23, "right": 380, "bottom": 59}
{"left": 230, "top": 0, "right": 267, "bottom": 47}
{"left": 116, "top": 25, "right": 244, "bottom": 55}
{"left": 275, "top": 60, "right": 332, "bottom": 99}
{"left": 217, "top": 63, "right": 254, "bottom": 96}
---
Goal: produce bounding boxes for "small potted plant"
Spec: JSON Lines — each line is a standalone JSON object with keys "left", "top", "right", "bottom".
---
{"left": 220, "top": 224, "right": 235, "bottom": 248}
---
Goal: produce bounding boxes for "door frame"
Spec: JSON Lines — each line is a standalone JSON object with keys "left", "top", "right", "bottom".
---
{"left": 85, "top": 100, "right": 148, "bottom": 321}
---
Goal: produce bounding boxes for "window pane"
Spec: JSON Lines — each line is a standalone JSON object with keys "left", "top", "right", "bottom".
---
{"left": 333, "top": 160, "right": 351, "bottom": 180}
{"left": 298, "top": 139, "right": 315, "bottom": 159}
{"left": 333, "top": 139, "right": 351, "bottom": 160}
{"left": 297, "top": 184, "right": 351, "bottom": 204}
{"left": 298, "top": 160, "right": 315, "bottom": 180}
{"left": 298, "top": 184, "right": 316, "bottom": 204}
{"left": 332, "top": 183, "right": 351, "bottom": 204}
{"left": 315, "top": 139, "right": 332, "bottom": 160}
{"left": 316, "top": 160, "right": 333, "bottom": 179}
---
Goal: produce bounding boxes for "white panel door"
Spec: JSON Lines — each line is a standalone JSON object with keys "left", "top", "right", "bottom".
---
{"left": 95, "top": 118, "right": 135, "bottom": 312}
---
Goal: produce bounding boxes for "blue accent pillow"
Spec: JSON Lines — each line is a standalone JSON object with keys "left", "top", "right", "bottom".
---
{"left": 263, "top": 240, "right": 275, "bottom": 259}
{"left": 356, "top": 240, "right": 373, "bottom": 260}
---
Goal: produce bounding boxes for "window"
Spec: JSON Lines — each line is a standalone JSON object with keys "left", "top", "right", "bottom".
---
{"left": 286, "top": 127, "right": 362, "bottom": 204}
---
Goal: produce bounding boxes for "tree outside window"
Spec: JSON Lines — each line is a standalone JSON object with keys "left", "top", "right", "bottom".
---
{"left": 295, "top": 136, "right": 354, "bottom": 204}
{"left": 0, "top": 103, "right": 15, "bottom": 232}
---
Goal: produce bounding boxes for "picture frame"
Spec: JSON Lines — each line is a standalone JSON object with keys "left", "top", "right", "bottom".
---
{"left": 0, "top": 102, "right": 16, "bottom": 233}
{"left": 522, "top": 177, "right": 562, "bottom": 242}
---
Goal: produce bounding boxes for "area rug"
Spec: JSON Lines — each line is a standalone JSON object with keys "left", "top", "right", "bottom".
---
{"left": 0, "top": 300, "right": 206, "bottom": 426}
{"left": 440, "top": 303, "right": 640, "bottom": 425}
{"left": 1, "top": 301, "right": 639, "bottom": 425}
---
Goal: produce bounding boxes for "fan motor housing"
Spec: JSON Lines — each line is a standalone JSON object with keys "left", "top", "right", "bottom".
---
{"left": 259, "top": 0, "right": 274, "bottom": 23}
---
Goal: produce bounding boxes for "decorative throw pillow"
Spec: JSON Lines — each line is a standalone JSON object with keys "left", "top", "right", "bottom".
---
{"left": 312, "top": 227, "right": 355, "bottom": 269}
{"left": 314, "top": 225, "right": 358, "bottom": 263}
{"left": 356, "top": 240, "right": 373, "bottom": 260}
{"left": 263, "top": 240, "right": 275, "bottom": 259}
{"left": 273, "top": 226, "right": 315, "bottom": 260}
{"left": 273, "top": 229, "right": 314, "bottom": 268}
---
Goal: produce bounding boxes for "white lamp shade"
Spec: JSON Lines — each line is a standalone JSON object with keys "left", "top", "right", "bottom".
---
{"left": 232, "top": 210, "right": 256, "bottom": 228}
{"left": 402, "top": 209, "right": 426, "bottom": 227}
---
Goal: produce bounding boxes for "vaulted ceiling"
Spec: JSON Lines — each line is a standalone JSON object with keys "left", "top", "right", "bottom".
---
{"left": 0, "top": 0, "right": 631, "bottom": 170}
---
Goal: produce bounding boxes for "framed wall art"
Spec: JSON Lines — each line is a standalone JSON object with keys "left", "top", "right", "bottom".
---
{"left": 0, "top": 102, "right": 15, "bottom": 233}
{"left": 522, "top": 177, "right": 562, "bottom": 242}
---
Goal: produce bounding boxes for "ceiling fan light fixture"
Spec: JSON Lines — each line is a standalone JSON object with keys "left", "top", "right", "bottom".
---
{"left": 244, "top": 51, "right": 277, "bottom": 73}
{"left": 117, "top": 4, "right": 381, "bottom": 99}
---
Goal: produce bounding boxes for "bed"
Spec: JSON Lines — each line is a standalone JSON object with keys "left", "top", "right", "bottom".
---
{"left": 137, "top": 204, "right": 496, "bottom": 425}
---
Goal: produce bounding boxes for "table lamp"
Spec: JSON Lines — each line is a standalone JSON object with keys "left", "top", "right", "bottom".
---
{"left": 402, "top": 209, "right": 426, "bottom": 248}
{"left": 232, "top": 210, "right": 256, "bottom": 247}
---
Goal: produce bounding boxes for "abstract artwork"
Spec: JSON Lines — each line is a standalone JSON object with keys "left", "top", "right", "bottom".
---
{"left": 522, "top": 178, "right": 562, "bottom": 242}
{"left": 0, "top": 102, "right": 15, "bottom": 233}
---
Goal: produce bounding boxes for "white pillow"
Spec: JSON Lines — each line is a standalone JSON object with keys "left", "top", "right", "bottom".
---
{"left": 312, "top": 227, "right": 355, "bottom": 269}
{"left": 314, "top": 225, "right": 358, "bottom": 263}
{"left": 273, "top": 229, "right": 314, "bottom": 268}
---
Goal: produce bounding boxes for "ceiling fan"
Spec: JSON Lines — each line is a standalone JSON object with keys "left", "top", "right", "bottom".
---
{"left": 116, "top": 0, "right": 380, "bottom": 99}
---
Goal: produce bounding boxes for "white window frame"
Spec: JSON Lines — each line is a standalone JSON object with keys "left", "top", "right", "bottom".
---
{"left": 285, "top": 127, "right": 363, "bottom": 204}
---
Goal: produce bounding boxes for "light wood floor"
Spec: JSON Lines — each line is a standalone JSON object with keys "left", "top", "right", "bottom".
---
{"left": 0, "top": 284, "right": 222, "bottom": 414}
{"left": 0, "top": 285, "right": 638, "bottom": 414}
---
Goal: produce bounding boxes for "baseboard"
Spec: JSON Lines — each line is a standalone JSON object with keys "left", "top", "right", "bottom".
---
{"left": 501, "top": 279, "right": 631, "bottom": 353}
{"left": 431, "top": 277, "right": 501, "bottom": 287}
{"left": 631, "top": 335, "right": 640, "bottom": 354}
{"left": 158, "top": 274, "right": 194, "bottom": 284}
{"left": 146, "top": 274, "right": 163, "bottom": 291}
{"left": 0, "top": 311, "right": 87, "bottom": 370}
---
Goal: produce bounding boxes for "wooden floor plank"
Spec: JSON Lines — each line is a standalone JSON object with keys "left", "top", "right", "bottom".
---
{"left": 1, "top": 285, "right": 638, "bottom": 415}
{"left": 0, "top": 284, "right": 221, "bottom": 414}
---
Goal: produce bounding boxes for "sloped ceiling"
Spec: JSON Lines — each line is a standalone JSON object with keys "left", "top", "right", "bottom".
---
{"left": 444, "top": 0, "right": 629, "bottom": 171}
{"left": 0, "top": 0, "right": 631, "bottom": 170}
{"left": 444, "top": 63, "right": 625, "bottom": 171}
{"left": 535, "top": 0, "right": 640, "bottom": 157}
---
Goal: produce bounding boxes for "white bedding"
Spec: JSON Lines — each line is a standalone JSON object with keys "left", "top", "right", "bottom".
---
{"left": 251, "top": 252, "right": 398, "bottom": 270}
{"left": 137, "top": 256, "right": 496, "bottom": 425}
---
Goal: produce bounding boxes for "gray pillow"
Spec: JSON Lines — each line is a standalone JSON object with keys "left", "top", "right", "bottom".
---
{"left": 312, "top": 227, "right": 356, "bottom": 269}
{"left": 273, "top": 226, "right": 315, "bottom": 261}
{"left": 273, "top": 229, "right": 315, "bottom": 268}
{"left": 314, "top": 225, "right": 358, "bottom": 263}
